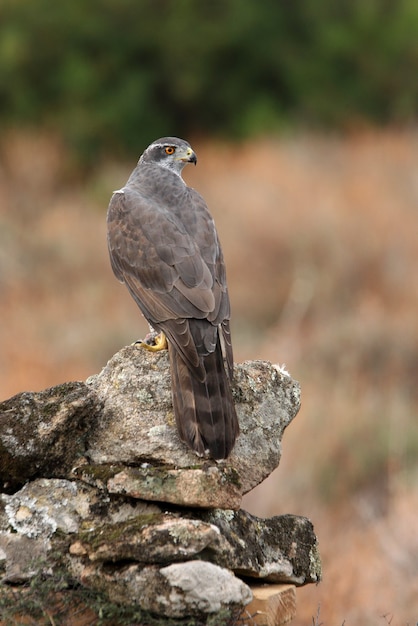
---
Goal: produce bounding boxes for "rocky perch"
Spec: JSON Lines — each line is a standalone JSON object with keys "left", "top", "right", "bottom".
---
{"left": 0, "top": 346, "right": 321, "bottom": 625}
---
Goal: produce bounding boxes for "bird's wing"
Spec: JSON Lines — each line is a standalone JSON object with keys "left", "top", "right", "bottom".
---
{"left": 107, "top": 185, "right": 230, "bottom": 375}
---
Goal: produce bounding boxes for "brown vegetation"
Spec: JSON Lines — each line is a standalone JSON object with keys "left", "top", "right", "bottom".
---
{"left": 0, "top": 129, "right": 417, "bottom": 624}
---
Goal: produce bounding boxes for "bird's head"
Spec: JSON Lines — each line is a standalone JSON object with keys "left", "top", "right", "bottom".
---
{"left": 139, "top": 137, "right": 197, "bottom": 176}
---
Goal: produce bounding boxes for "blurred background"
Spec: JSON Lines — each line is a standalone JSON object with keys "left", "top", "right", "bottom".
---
{"left": 0, "top": 1, "right": 417, "bottom": 623}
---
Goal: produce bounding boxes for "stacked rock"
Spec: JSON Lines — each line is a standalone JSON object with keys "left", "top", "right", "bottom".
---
{"left": 0, "top": 346, "right": 321, "bottom": 623}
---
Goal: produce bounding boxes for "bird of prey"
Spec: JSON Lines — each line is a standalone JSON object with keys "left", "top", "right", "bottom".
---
{"left": 107, "top": 137, "right": 239, "bottom": 459}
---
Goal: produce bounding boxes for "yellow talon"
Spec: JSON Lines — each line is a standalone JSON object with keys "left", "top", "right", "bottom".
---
{"left": 137, "top": 332, "right": 167, "bottom": 352}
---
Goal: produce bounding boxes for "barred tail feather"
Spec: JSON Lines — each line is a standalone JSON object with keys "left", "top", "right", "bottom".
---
{"left": 168, "top": 340, "right": 239, "bottom": 459}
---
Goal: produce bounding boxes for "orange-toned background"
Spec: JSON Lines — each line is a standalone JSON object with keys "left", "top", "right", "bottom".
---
{"left": 1, "top": 129, "right": 417, "bottom": 624}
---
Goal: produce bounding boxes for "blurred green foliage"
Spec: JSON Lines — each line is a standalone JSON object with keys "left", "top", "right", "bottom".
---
{"left": 0, "top": 0, "right": 417, "bottom": 160}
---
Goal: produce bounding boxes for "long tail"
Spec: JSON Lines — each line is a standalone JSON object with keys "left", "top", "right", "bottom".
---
{"left": 168, "top": 338, "right": 239, "bottom": 459}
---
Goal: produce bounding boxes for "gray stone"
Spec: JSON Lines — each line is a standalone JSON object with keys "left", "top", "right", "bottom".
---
{"left": 85, "top": 346, "right": 300, "bottom": 494}
{"left": 0, "top": 478, "right": 161, "bottom": 541}
{"left": 198, "top": 509, "right": 322, "bottom": 585}
{"left": 1, "top": 479, "right": 89, "bottom": 538}
{"left": 0, "top": 532, "right": 50, "bottom": 583}
{"left": 0, "top": 346, "right": 300, "bottom": 498}
{"left": 72, "top": 515, "right": 222, "bottom": 564}
{"left": 79, "top": 560, "right": 252, "bottom": 618}
{"left": 230, "top": 359, "right": 301, "bottom": 492}
{"left": 0, "top": 382, "right": 99, "bottom": 491}
{"left": 0, "top": 349, "right": 318, "bottom": 622}
{"left": 75, "top": 462, "right": 242, "bottom": 510}
{"left": 66, "top": 498, "right": 320, "bottom": 586}
{"left": 156, "top": 561, "right": 253, "bottom": 617}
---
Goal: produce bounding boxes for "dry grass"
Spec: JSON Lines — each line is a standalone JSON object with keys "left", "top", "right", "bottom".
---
{"left": 0, "top": 128, "right": 417, "bottom": 624}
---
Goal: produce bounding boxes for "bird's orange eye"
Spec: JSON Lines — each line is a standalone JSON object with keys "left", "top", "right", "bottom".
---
{"left": 165, "top": 146, "right": 175, "bottom": 155}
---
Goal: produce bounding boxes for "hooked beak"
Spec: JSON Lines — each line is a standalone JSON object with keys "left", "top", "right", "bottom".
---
{"left": 178, "top": 146, "right": 197, "bottom": 165}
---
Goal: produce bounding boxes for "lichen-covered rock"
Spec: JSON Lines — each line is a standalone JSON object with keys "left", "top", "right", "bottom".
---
{"left": 0, "top": 477, "right": 163, "bottom": 585}
{"left": 65, "top": 497, "right": 320, "bottom": 586}
{"left": 0, "top": 382, "right": 99, "bottom": 491}
{"left": 0, "top": 346, "right": 300, "bottom": 497}
{"left": 86, "top": 346, "right": 300, "bottom": 494}
{"left": 152, "top": 561, "right": 253, "bottom": 617}
{"left": 0, "top": 478, "right": 162, "bottom": 536}
{"left": 0, "top": 479, "right": 94, "bottom": 538}
{"left": 0, "top": 477, "right": 163, "bottom": 586}
{"left": 198, "top": 509, "right": 322, "bottom": 585}
{"left": 0, "top": 349, "right": 318, "bottom": 623}
{"left": 0, "top": 478, "right": 103, "bottom": 584}
{"left": 231, "top": 359, "right": 301, "bottom": 492}
{"left": 72, "top": 515, "right": 222, "bottom": 564}
{"left": 79, "top": 560, "right": 253, "bottom": 618}
{"left": 74, "top": 462, "right": 242, "bottom": 509}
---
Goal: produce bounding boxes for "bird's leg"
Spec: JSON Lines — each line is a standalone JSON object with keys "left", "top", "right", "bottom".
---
{"left": 134, "top": 325, "right": 168, "bottom": 352}
{"left": 140, "top": 332, "right": 167, "bottom": 351}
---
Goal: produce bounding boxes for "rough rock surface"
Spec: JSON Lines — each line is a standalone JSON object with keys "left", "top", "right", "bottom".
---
{"left": 0, "top": 532, "right": 49, "bottom": 584}
{"left": 79, "top": 560, "right": 253, "bottom": 619}
{"left": 68, "top": 497, "right": 320, "bottom": 586}
{"left": 86, "top": 346, "right": 301, "bottom": 495}
{"left": 197, "top": 509, "right": 322, "bottom": 585}
{"left": 72, "top": 515, "right": 222, "bottom": 564}
{"left": 0, "top": 478, "right": 320, "bottom": 587}
{"left": 0, "top": 477, "right": 161, "bottom": 583}
{"left": 0, "top": 346, "right": 300, "bottom": 499}
{"left": 0, "top": 346, "right": 320, "bottom": 622}
{"left": 74, "top": 462, "right": 242, "bottom": 510}
{"left": 0, "top": 382, "right": 98, "bottom": 492}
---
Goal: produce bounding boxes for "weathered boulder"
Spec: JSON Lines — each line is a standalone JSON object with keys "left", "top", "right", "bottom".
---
{"left": 0, "top": 347, "right": 319, "bottom": 623}
{"left": 85, "top": 345, "right": 300, "bottom": 496}
{"left": 0, "top": 345, "right": 300, "bottom": 503}
{"left": 69, "top": 501, "right": 320, "bottom": 586}
{"left": 0, "top": 477, "right": 162, "bottom": 583}
{"left": 78, "top": 560, "right": 253, "bottom": 619}
{"left": 0, "top": 477, "right": 320, "bottom": 589}
{"left": 151, "top": 561, "right": 252, "bottom": 618}
{"left": 1, "top": 478, "right": 97, "bottom": 538}
{"left": 73, "top": 462, "right": 242, "bottom": 510}
{"left": 71, "top": 515, "right": 222, "bottom": 564}
{"left": 197, "top": 509, "right": 322, "bottom": 585}
{"left": 0, "top": 382, "right": 99, "bottom": 492}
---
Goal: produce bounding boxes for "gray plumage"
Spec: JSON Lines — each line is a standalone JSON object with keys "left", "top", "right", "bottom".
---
{"left": 107, "top": 137, "right": 239, "bottom": 459}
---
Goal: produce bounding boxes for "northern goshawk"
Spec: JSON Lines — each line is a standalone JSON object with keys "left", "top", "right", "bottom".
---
{"left": 107, "top": 137, "right": 239, "bottom": 459}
